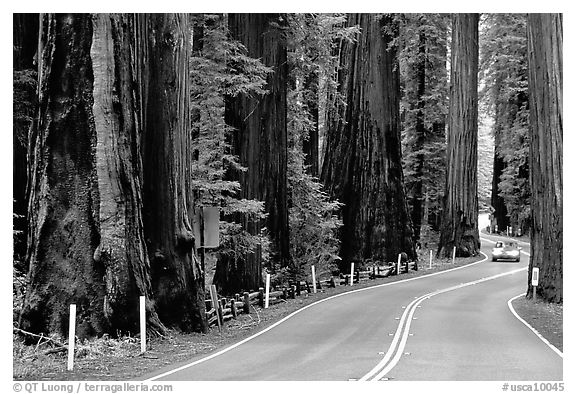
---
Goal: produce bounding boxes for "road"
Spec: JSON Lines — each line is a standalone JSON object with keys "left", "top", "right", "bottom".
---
{"left": 144, "top": 233, "right": 562, "bottom": 381}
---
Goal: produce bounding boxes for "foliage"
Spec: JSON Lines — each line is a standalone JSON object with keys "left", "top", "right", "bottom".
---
{"left": 284, "top": 14, "right": 347, "bottom": 280}
{"left": 397, "top": 14, "right": 449, "bottom": 232}
{"left": 189, "top": 15, "right": 273, "bottom": 263}
{"left": 479, "top": 14, "right": 530, "bottom": 230}
{"left": 284, "top": 14, "right": 359, "bottom": 168}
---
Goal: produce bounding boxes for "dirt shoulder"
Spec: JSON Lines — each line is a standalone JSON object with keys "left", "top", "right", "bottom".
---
{"left": 510, "top": 296, "right": 563, "bottom": 352}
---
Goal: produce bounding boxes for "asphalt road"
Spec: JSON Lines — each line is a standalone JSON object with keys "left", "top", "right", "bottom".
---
{"left": 145, "top": 233, "right": 562, "bottom": 381}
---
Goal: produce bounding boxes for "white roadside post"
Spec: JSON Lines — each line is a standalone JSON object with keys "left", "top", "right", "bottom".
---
{"left": 452, "top": 246, "right": 456, "bottom": 264}
{"left": 67, "top": 304, "right": 76, "bottom": 371}
{"left": 311, "top": 265, "right": 317, "bottom": 294}
{"left": 429, "top": 250, "right": 433, "bottom": 269}
{"left": 531, "top": 267, "right": 539, "bottom": 299}
{"left": 265, "top": 273, "right": 270, "bottom": 308}
{"left": 140, "top": 295, "right": 146, "bottom": 353}
{"left": 397, "top": 253, "right": 401, "bottom": 275}
{"left": 350, "top": 263, "right": 354, "bottom": 286}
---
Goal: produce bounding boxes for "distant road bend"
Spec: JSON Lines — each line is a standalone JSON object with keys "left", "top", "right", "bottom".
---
{"left": 145, "top": 234, "right": 562, "bottom": 381}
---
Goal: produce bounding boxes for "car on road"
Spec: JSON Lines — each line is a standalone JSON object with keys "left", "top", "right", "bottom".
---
{"left": 491, "top": 241, "right": 521, "bottom": 262}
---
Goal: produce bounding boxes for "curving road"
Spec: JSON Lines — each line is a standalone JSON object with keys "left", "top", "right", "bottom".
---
{"left": 144, "top": 233, "right": 562, "bottom": 381}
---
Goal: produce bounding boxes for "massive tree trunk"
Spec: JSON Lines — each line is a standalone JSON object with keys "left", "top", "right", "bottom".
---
{"left": 438, "top": 13, "right": 480, "bottom": 258}
{"left": 321, "top": 14, "right": 415, "bottom": 267}
{"left": 19, "top": 13, "right": 207, "bottom": 337}
{"left": 526, "top": 14, "right": 562, "bottom": 303}
{"left": 137, "top": 14, "right": 207, "bottom": 332}
{"left": 214, "top": 13, "right": 290, "bottom": 294}
{"left": 20, "top": 14, "right": 110, "bottom": 337}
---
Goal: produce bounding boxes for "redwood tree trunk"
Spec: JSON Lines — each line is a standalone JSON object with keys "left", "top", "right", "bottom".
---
{"left": 20, "top": 13, "right": 206, "bottom": 338}
{"left": 20, "top": 14, "right": 108, "bottom": 337}
{"left": 215, "top": 13, "right": 290, "bottom": 294}
{"left": 526, "top": 14, "right": 563, "bottom": 303}
{"left": 438, "top": 13, "right": 480, "bottom": 258}
{"left": 138, "top": 14, "right": 207, "bottom": 332}
{"left": 321, "top": 14, "right": 415, "bottom": 266}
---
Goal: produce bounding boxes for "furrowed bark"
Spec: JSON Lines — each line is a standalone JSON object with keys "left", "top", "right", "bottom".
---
{"left": 526, "top": 13, "right": 563, "bottom": 303}
{"left": 321, "top": 14, "right": 416, "bottom": 267}
{"left": 215, "top": 13, "right": 290, "bottom": 294}
{"left": 138, "top": 14, "right": 207, "bottom": 332}
{"left": 20, "top": 13, "right": 108, "bottom": 338}
{"left": 438, "top": 13, "right": 480, "bottom": 258}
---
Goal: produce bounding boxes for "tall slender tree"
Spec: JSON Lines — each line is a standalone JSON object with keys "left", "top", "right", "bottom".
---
{"left": 438, "top": 13, "right": 480, "bottom": 258}
{"left": 321, "top": 13, "right": 416, "bottom": 267}
{"left": 215, "top": 14, "right": 290, "bottom": 293}
{"left": 526, "top": 13, "right": 562, "bottom": 303}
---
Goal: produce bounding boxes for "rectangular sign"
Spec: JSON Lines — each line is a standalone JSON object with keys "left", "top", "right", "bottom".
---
{"left": 193, "top": 207, "right": 220, "bottom": 249}
{"left": 531, "top": 267, "right": 540, "bottom": 286}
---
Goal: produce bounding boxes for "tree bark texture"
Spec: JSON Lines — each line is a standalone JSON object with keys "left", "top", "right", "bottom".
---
{"left": 20, "top": 13, "right": 206, "bottom": 337}
{"left": 20, "top": 14, "right": 108, "bottom": 337}
{"left": 438, "top": 13, "right": 480, "bottom": 258}
{"left": 215, "top": 13, "right": 290, "bottom": 294}
{"left": 526, "top": 14, "right": 563, "bottom": 303}
{"left": 90, "top": 14, "right": 165, "bottom": 334}
{"left": 137, "top": 14, "right": 207, "bottom": 332}
{"left": 321, "top": 14, "right": 416, "bottom": 266}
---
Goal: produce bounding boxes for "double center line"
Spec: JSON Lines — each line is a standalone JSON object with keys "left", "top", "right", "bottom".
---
{"left": 359, "top": 258, "right": 526, "bottom": 381}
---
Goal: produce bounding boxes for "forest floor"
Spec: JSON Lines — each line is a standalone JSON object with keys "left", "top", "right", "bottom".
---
{"left": 13, "top": 249, "right": 562, "bottom": 381}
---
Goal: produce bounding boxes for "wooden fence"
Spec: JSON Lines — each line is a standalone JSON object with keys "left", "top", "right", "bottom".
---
{"left": 205, "top": 260, "right": 418, "bottom": 329}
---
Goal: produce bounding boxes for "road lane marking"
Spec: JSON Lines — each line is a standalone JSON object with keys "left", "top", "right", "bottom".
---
{"left": 507, "top": 294, "right": 563, "bottom": 358}
{"left": 360, "top": 252, "right": 529, "bottom": 381}
{"left": 146, "top": 247, "right": 494, "bottom": 381}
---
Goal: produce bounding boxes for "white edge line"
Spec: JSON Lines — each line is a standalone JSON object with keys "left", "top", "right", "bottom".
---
{"left": 507, "top": 294, "right": 563, "bottom": 359}
{"left": 146, "top": 251, "right": 490, "bottom": 381}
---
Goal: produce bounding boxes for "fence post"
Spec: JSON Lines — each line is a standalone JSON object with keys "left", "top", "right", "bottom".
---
{"left": 231, "top": 298, "right": 237, "bottom": 318}
{"left": 350, "top": 262, "right": 354, "bottom": 286}
{"left": 139, "top": 296, "right": 146, "bottom": 353}
{"left": 265, "top": 274, "right": 271, "bottom": 308}
{"left": 67, "top": 304, "right": 76, "bottom": 371}
{"left": 210, "top": 285, "right": 222, "bottom": 332}
{"left": 258, "top": 287, "right": 264, "bottom": 307}
{"left": 312, "top": 265, "right": 317, "bottom": 293}
{"left": 243, "top": 292, "right": 250, "bottom": 314}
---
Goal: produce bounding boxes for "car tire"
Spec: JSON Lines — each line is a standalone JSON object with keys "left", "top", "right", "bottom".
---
{"left": 492, "top": 257, "right": 496, "bottom": 262}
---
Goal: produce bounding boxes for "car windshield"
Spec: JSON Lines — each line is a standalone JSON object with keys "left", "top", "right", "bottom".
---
{"left": 503, "top": 242, "right": 518, "bottom": 250}
{"left": 495, "top": 242, "right": 503, "bottom": 248}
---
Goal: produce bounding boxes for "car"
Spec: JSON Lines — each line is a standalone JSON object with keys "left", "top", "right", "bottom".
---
{"left": 491, "top": 241, "right": 522, "bottom": 262}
